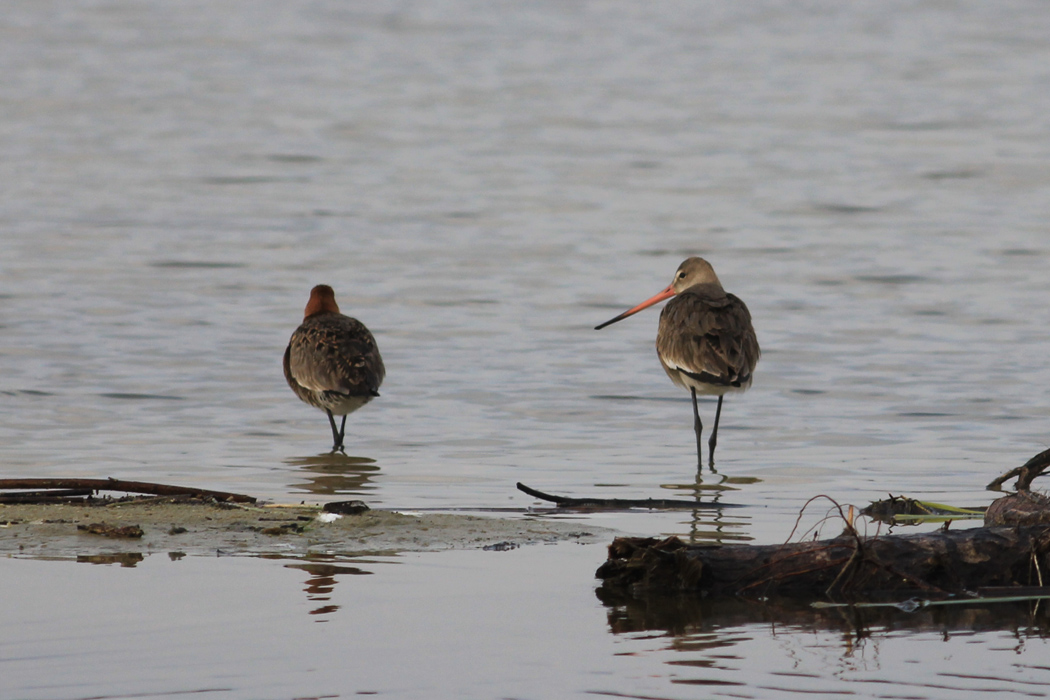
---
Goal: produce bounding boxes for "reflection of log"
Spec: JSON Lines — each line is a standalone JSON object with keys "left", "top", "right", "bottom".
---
{"left": 597, "top": 523, "right": 1050, "bottom": 598}
{"left": 597, "top": 584, "right": 1050, "bottom": 638}
{"left": 0, "top": 478, "right": 256, "bottom": 504}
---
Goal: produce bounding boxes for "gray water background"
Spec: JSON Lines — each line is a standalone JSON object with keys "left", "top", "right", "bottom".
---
{"left": 3, "top": 1, "right": 1050, "bottom": 698}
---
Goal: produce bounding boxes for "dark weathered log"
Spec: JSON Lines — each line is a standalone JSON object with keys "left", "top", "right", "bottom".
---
{"left": 0, "top": 478, "right": 256, "bottom": 504}
{"left": 516, "top": 482, "right": 738, "bottom": 510}
{"left": 0, "top": 489, "right": 93, "bottom": 503}
{"left": 597, "top": 525, "right": 1050, "bottom": 599}
{"left": 597, "top": 450, "right": 1050, "bottom": 600}
{"left": 985, "top": 491, "right": 1050, "bottom": 527}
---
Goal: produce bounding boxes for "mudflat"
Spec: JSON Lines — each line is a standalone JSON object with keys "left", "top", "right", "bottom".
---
{"left": 0, "top": 499, "right": 608, "bottom": 560}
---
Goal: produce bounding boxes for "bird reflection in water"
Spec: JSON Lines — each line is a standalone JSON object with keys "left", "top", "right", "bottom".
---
{"left": 661, "top": 470, "right": 760, "bottom": 546}
{"left": 283, "top": 556, "right": 373, "bottom": 620}
{"left": 284, "top": 452, "right": 380, "bottom": 496}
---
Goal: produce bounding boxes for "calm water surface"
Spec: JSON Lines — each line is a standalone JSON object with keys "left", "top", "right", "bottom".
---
{"left": 3, "top": 0, "right": 1050, "bottom": 697}
{"left": 6, "top": 548, "right": 1050, "bottom": 700}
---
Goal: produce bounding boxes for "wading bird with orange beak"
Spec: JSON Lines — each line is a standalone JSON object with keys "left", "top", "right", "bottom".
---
{"left": 284, "top": 285, "right": 385, "bottom": 451}
{"left": 596, "top": 258, "right": 759, "bottom": 469}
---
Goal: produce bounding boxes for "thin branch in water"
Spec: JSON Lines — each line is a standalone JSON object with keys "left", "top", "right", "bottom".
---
{"left": 516, "top": 482, "right": 737, "bottom": 510}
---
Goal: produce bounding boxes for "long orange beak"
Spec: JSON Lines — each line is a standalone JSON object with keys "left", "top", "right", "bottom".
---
{"left": 594, "top": 283, "right": 676, "bottom": 330}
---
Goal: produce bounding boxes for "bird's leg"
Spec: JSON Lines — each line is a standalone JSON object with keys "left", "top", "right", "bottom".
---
{"left": 708, "top": 395, "right": 724, "bottom": 469}
{"left": 691, "top": 388, "right": 703, "bottom": 470}
{"left": 327, "top": 410, "right": 345, "bottom": 451}
{"left": 339, "top": 414, "right": 348, "bottom": 446}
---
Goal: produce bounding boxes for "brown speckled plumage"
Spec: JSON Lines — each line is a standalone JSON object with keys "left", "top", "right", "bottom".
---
{"left": 656, "top": 261, "right": 759, "bottom": 393}
{"left": 596, "top": 257, "right": 759, "bottom": 469}
{"left": 284, "top": 285, "right": 385, "bottom": 450}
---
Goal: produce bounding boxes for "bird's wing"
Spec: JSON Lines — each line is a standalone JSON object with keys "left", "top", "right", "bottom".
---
{"left": 658, "top": 292, "right": 759, "bottom": 385}
{"left": 287, "top": 316, "right": 385, "bottom": 396}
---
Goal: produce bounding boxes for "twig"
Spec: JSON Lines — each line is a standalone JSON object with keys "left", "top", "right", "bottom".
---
{"left": 813, "top": 590, "right": 1050, "bottom": 609}
{"left": 987, "top": 447, "right": 1050, "bottom": 492}
{"left": 826, "top": 546, "right": 863, "bottom": 596}
{"left": 736, "top": 551, "right": 854, "bottom": 593}
{"left": 515, "top": 482, "right": 737, "bottom": 509}
{"left": 753, "top": 494, "right": 937, "bottom": 598}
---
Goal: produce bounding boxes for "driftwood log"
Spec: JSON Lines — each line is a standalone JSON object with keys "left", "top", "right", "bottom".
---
{"left": 0, "top": 478, "right": 256, "bottom": 504}
{"left": 600, "top": 449, "right": 1050, "bottom": 600}
{"left": 598, "top": 491, "right": 1050, "bottom": 600}
{"left": 985, "top": 490, "right": 1050, "bottom": 526}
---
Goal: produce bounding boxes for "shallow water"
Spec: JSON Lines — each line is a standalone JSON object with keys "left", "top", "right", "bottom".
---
{"left": 5, "top": 547, "right": 1050, "bottom": 700}
{"left": 3, "top": 0, "right": 1050, "bottom": 697}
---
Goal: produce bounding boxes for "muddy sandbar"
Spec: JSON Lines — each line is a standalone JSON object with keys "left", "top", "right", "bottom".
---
{"left": 0, "top": 499, "right": 608, "bottom": 560}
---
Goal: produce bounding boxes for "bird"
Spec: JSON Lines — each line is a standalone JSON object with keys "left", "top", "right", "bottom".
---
{"left": 595, "top": 257, "right": 759, "bottom": 469}
{"left": 284, "top": 285, "right": 385, "bottom": 451}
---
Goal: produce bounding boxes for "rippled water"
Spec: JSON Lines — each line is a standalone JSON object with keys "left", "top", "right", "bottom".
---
{"left": 3, "top": 0, "right": 1050, "bottom": 697}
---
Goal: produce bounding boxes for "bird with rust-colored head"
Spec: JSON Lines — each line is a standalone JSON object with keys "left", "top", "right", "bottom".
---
{"left": 284, "top": 285, "right": 385, "bottom": 451}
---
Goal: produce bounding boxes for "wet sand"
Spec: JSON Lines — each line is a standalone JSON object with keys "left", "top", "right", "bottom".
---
{"left": 0, "top": 499, "right": 609, "bottom": 560}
